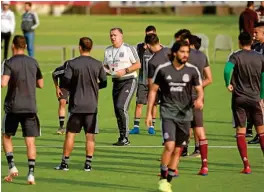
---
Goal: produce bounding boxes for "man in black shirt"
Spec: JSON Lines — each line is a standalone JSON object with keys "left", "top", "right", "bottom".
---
{"left": 224, "top": 32, "right": 264, "bottom": 174}
{"left": 146, "top": 41, "right": 204, "bottom": 191}
{"left": 130, "top": 25, "right": 157, "bottom": 135}
{"left": 55, "top": 37, "right": 107, "bottom": 172}
{"left": 2, "top": 35, "right": 44, "bottom": 185}
{"left": 52, "top": 63, "right": 69, "bottom": 135}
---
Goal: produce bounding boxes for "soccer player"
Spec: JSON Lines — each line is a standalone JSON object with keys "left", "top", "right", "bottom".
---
{"left": 55, "top": 37, "right": 107, "bottom": 171}
{"left": 130, "top": 25, "right": 157, "bottom": 135}
{"left": 2, "top": 35, "right": 44, "bottom": 184}
{"left": 1, "top": 1, "right": 15, "bottom": 60}
{"left": 169, "top": 29, "right": 191, "bottom": 47}
{"left": 146, "top": 40, "right": 204, "bottom": 191}
{"left": 103, "top": 28, "right": 141, "bottom": 146}
{"left": 185, "top": 35, "right": 212, "bottom": 176}
{"left": 248, "top": 24, "right": 264, "bottom": 144}
{"left": 52, "top": 63, "right": 69, "bottom": 134}
{"left": 224, "top": 32, "right": 264, "bottom": 174}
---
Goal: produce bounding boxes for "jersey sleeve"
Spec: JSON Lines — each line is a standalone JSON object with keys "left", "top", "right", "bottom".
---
{"left": 127, "top": 46, "right": 140, "bottom": 64}
{"left": 205, "top": 55, "right": 209, "bottom": 67}
{"left": 1, "top": 60, "right": 11, "bottom": 76}
{"left": 153, "top": 68, "right": 163, "bottom": 86}
{"left": 36, "top": 65, "right": 43, "bottom": 80}
{"left": 227, "top": 52, "right": 236, "bottom": 65}
{"left": 192, "top": 68, "right": 202, "bottom": 86}
{"left": 103, "top": 50, "right": 108, "bottom": 65}
{"left": 64, "top": 61, "right": 73, "bottom": 80}
{"left": 148, "top": 59, "right": 156, "bottom": 79}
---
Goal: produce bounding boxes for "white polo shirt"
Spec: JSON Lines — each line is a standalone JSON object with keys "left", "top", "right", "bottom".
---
{"left": 103, "top": 43, "right": 139, "bottom": 79}
{"left": 1, "top": 9, "right": 15, "bottom": 34}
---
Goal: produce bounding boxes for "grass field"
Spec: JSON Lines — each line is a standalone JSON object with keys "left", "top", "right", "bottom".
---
{"left": 1, "top": 15, "right": 264, "bottom": 192}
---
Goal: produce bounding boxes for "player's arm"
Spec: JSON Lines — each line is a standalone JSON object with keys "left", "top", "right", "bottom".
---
{"left": 203, "top": 66, "right": 213, "bottom": 88}
{"left": 98, "top": 64, "right": 107, "bottom": 89}
{"left": 52, "top": 69, "right": 59, "bottom": 87}
{"left": 61, "top": 62, "right": 73, "bottom": 91}
{"left": 1, "top": 60, "right": 11, "bottom": 88}
{"left": 103, "top": 50, "right": 112, "bottom": 76}
{"left": 193, "top": 69, "right": 204, "bottom": 109}
{"left": 224, "top": 54, "right": 236, "bottom": 88}
{"left": 127, "top": 45, "right": 141, "bottom": 73}
{"left": 36, "top": 64, "right": 44, "bottom": 89}
{"left": 260, "top": 60, "right": 264, "bottom": 99}
{"left": 147, "top": 60, "right": 156, "bottom": 88}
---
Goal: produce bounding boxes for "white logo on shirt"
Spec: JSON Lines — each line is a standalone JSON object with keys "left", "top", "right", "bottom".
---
{"left": 182, "top": 74, "right": 190, "bottom": 82}
{"left": 125, "top": 90, "right": 129, "bottom": 93}
{"left": 166, "top": 75, "right": 172, "bottom": 80}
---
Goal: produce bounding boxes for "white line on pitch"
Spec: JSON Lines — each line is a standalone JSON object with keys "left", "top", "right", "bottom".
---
{"left": 12, "top": 145, "right": 260, "bottom": 149}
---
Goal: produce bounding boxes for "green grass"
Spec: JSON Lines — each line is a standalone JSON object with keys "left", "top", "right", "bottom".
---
{"left": 1, "top": 15, "right": 264, "bottom": 192}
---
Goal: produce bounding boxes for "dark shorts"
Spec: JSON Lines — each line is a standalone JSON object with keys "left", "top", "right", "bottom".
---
{"left": 66, "top": 113, "right": 98, "bottom": 134}
{"left": 136, "top": 84, "right": 160, "bottom": 105}
{"left": 58, "top": 88, "right": 69, "bottom": 104}
{"left": 136, "top": 84, "right": 148, "bottom": 105}
{"left": 232, "top": 97, "right": 264, "bottom": 128}
{"left": 161, "top": 118, "right": 190, "bottom": 146}
{"left": 2, "top": 113, "right": 40, "bottom": 137}
{"left": 191, "top": 108, "right": 203, "bottom": 128}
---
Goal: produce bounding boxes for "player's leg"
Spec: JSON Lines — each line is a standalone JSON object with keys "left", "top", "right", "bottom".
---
{"left": 130, "top": 84, "right": 147, "bottom": 134}
{"left": 21, "top": 113, "right": 41, "bottom": 184}
{"left": 113, "top": 79, "right": 137, "bottom": 146}
{"left": 2, "top": 113, "right": 19, "bottom": 182}
{"left": 158, "top": 118, "right": 176, "bottom": 192}
{"left": 83, "top": 113, "right": 98, "bottom": 171}
{"left": 3, "top": 32, "right": 11, "bottom": 59}
{"left": 233, "top": 99, "right": 251, "bottom": 174}
{"left": 57, "top": 90, "right": 68, "bottom": 134}
{"left": 252, "top": 101, "right": 264, "bottom": 155}
{"left": 148, "top": 103, "right": 157, "bottom": 135}
{"left": 55, "top": 113, "right": 82, "bottom": 171}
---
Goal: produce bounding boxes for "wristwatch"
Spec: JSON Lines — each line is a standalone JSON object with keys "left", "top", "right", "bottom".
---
{"left": 125, "top": 68, "right": 129, "bottom": 74}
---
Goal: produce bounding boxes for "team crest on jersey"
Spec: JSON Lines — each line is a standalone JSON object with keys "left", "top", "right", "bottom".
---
{"left": 119, "top": 52, "right": 124, "bottom": 57}
{"left": 182, "top": 74, "right": 190, "bottom": 82}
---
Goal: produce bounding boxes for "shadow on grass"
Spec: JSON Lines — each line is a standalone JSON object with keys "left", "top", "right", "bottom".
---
{"left": 12, "top": 176, "right": 155, "bottom": 192}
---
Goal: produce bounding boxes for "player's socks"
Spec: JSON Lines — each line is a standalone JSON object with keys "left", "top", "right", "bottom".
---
{"left": 84, "top": 155, "right": 93, "bottom": 171}
{"left": 160, "top": 164, "right": 168, "bottom": 180}
{"left": 152, "top": 118, "right": 156, "bottom": 127}
{"left": 28, "top": 159, "right": 35, "bottom": 175}
{"left": 134, "top": 118, "right": 140, "bottom": 127}
{"left": 259, "top": 132, "right": 264, "bottom": 154}
{"left": 62, "top": 156, "right": 69, "bottom": 165}
{"left": 236, "top": 133, "right": 250, "bottom": 168}
{"left": 195, "top": 143, "right": 200, "bottom": 152}
{"left": 6, "top": 152, "right": 15, "bottom": 169}
{"left": 166, "top": 168, "right": 175, "bottom": 183}
{"left": 199, "top": 139, "right": 208, "bottom": 168}
{"left": 59, "top": 116, "right": 65, "bottom": 128}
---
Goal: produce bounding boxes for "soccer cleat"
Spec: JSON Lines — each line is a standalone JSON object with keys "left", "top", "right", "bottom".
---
{"left": 57, "top": 128, "right": 66, "bottom": 135}
{"left": 27, "top": 174, "right": 36, "bottom": 185}
{"left": 188, "top": 150, "right": 201, "bottom": 158}
{"left": 129, "top": 127, "right": 140, "bottom": 134}
{"left": 248, "top": 135, "right": 259, "bottom": 144}
{"left": 113, "top": 137, "right": 130, "bottom": 146}
{"left": 158, "top": 179, "right": 172, "bottom": 192}
{"left": 148, "top": 127, "right": 156, "bottom": 135}
{"left": 241, "top": 166, "right": 251, "bottom": 174}
{"left": 54, "top": 163, "right": 69, "bottom": 171}
{"left": 157, "top": 169, "right": 179, "bottom": 177}
{"left": 4, "top": 166, "right": 19, "bottom": 182}
{"left": 246, "top": 133, "right": 253, "bottom": 137}
{"left": 181, "top": 147, "right": 189, "bottom": 157}
{"left": 198, "top": 167, "right": 208, "bottom": 176}
{"left": 84, "top": 164, "right": 92, "bottom": 172}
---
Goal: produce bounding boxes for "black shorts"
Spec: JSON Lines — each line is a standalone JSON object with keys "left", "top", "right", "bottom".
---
{"left": 2, "top": 113, "right": 40, "bottom": 137}
{"left": 232, "top": 97, "right": 264, "bottom": 128}
{"left": 136, "top": 84, "right": 160, "bottom": 105}
{"left": 161, "top": 118, "right": 190, "bottom": 146}
{"left": 66, "top": 113, "right": 98, "bottom": 134}
{"left": 136, "top": 84, "right": 148, "bottom": 105}
{"left": 191, "top": 108, "right": 203, "bottom": 128}
{"left": 58, "top": 88, "right": 69, "bottom": 104}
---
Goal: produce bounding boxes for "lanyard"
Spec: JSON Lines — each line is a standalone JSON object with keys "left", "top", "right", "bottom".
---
{"left": 111, "top": 43, "right": 123, "bottom": 71}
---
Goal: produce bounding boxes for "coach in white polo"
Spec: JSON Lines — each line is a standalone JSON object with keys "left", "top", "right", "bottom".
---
{"left": 1, "top": 1, "right": 15, "bottom": 60}
{"left": 103, "top": 27, "right": 141, "bottom": 146}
